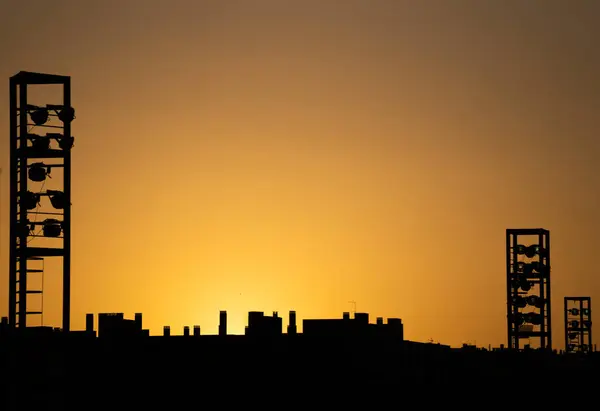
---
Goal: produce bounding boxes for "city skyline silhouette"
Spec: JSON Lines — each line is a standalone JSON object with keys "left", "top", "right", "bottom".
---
{"left": 1, "top": 0, "right": 599, "bottom": 350}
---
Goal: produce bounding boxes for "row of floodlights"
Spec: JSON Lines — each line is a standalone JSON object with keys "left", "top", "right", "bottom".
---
{"left": 514, "top": 312, "right": 543, "bottom": 325}
{"left": 16, "top": 219, "right": 63, "bottom": 238}
{"left": 22, "top": 190, "right": 66, "bottom": 210}
{"left": 27, "top": 104, "right": 75, "bottom": 126}
{"left": 513, "top": 276, "right": 537, "bottom": 292}
{"left": 512, "top": 295, "right": 545, "bottom": 309}
{"left": 567, "top": 308, "right": 590, "bottom": 316}
{"left": 567, "top": 344, "right": 590, "bottom": 351}
{"left": 515, "top": 244, "right": 547, "bottom": 258}
{"left": 28, "top": 133, "right": 74, "bottom": 151}
{"left": 568, "top": 320, "right": 592, "bottom": 329}
{"left": 515, "top": 261, "right": 548, "bottom": 276}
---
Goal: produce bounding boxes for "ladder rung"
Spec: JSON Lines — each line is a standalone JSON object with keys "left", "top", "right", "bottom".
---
{"left": 25, "top": 312, "right": 42, "bottom": 315}
{"left": 26, "top": 290, "right": 42, "bottom": 294}
{"left": 27, "top": 269, "right": 43, "bottom": 273}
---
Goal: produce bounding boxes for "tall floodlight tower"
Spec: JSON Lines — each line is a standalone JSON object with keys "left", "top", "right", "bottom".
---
{"left": 506, "top": 229, "right": 551, "bottom": 350}
{"left": 564, "top": 297, "right": 592, "bottom": 353}
{"left": 8, "top": 72, "right": 75, "bottom": 331}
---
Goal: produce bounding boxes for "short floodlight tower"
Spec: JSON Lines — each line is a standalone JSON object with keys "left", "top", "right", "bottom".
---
{"left": 506, "top": 229, "right": 551, "bottom": 350}
{"left": 8, "top": 71, "right": 75, "bottom": 331}
{"left": 564, "top": 297, "right": 592, "bottom": 353}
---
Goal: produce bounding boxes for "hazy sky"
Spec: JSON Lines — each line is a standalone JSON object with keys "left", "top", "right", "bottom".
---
{"left": 0, "top": 0, "right": 599, "bottom": 348}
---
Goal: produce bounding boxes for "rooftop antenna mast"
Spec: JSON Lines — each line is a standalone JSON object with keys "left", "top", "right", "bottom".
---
{"left": 348, "top": 300, "right": 356, "bottom": 315}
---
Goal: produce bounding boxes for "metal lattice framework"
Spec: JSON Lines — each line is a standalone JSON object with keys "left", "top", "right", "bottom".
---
{"left": 8, "top": 71, "right": 75, "bottom": 331}
{"left": 506, "top": 229, "right": 552, "bottom": 350}
{"left": 564, "top": 297, "right": 592, "bottom": 353}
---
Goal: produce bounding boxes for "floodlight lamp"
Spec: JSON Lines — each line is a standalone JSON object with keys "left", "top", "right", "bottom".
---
{"left": 569, "top": 332, "right": 578, "bottom": 340}
{"left": 59, "top": 136, "right": 74, "bottom": 150}
{"left": 28, "top": 163, "right": 48, "bottom": 182}
{"left": 514, "top": 314, "right": 525, "bottom": 325}
{"left": 523, "top": 263, "right": 534, "bottom": 276}
{"left": 30, "top": 135, "right": 50, "bottom": 151}
{"left": 570, "top": 320, "right": 579, "bottom": 328}
{"left": 22, "top": 191, "right": 40, "bottom": 210}
{"left": 527, "top": 295, "right": 544, "bottom": 308}
{"left": 524, "top": 245, "right": 538, "bottom": 258}
{"left": 30, "top": 107, "right": 49, "bottom": 126}
{"left": 16, "top": 222, "right": 31, "bottom": 237}
{"left": 47, "top": 190, "right": 66, "bottom": 209}
{"left": 569, "top": 308, "right": 579, "bottom": 316}
{"left": 530, "top": 261, "right": 546, "bottom": 274}
{"left": 513, "top": 296, "right": 527, "bottom": 308}
{"left": 525, "top": 312, "right": 542, "bottom": 325}
{"left": 583, "top": 308, "right": 590, "bottom": 316}
{"left": 42, "top": 219, "right": 62, "bottom": 237}
{"left": 518, "top": 277, "right": 531, "bottom": 292}
{"left": 58, "top": 107, "right": 75, "bottom": 123}
{"left": 583, "top": 320, "right": 592, "bottom": 328}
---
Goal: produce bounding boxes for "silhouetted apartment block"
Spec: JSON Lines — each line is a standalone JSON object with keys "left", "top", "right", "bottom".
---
{"left": 287, "top": 311, "right": 297, "bottom": 335}
{"left": 303, "top": 314, "right": 358, "bottom": 338}
{"left": 98, "top": 313, "right": 144, "bottom": 338}
{"left": 303, "top": 312, "right": 404, "bottom": 341}
{"left": 246, "top": 311, "right": 282, "bottom": 337}
{"left": 164, "top": 326, "right": 170, "bottom": 337}
{"left": 219, "top": 311, "right": 227, "bottom": 336}
{"left": 184, "top": 326, "right": 190, "bottom": 336}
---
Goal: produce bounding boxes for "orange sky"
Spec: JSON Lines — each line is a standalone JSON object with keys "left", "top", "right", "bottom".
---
{"left": 0, "top": 0, "right": 599, "bottom": 348}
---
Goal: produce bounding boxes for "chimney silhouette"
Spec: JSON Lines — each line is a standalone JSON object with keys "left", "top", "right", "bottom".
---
{"left": 219, "top": 311, "right": 227, "bottom": 336}
{"left": 134, "top": 313, "right": 142, "bottom": 330}
{"left": 85, "top": 313, "right": 93, "bottom": 333}
{"left": 288, "top": 311, "right": 297, "bottom": 335}
{"left": 183, "top": 326, "right": 190, "bottom": 336}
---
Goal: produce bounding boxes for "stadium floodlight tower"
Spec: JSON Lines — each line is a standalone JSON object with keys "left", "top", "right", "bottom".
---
{"left": 506, "top": 228, "right": 551, "bottom": 351}
{"left": 564, "top": 297, "right": 592, "bottom": 354}
{"left": 8, "top": 71, "right": 75, "bottom": 331}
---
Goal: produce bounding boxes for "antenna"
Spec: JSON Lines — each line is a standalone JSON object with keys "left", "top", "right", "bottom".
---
{"left": 348, "top": 300, "right": 356, "bottom": 315}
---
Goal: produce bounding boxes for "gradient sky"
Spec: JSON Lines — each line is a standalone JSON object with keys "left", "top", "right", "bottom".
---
{"left": 0, "top": 0, "right": 599, "bottom": 348}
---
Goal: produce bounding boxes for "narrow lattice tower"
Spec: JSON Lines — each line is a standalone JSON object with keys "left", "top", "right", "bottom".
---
{"left": 506, "top": 228, "right": 552, "bottom": 350}
{"left": 8, "top": 72, "right": 75, "bottom": 331}
{"left": 564, "top": 297, "right": 592, "bottom": 353}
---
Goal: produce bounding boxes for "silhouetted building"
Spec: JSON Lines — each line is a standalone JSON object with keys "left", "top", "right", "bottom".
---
{"left": 193, "top": 325, "right": 201, "bottom": 336}
{"left": 303, "top": 312, "right": 403, "bottom": 340}
{"left": 246, "top": 311, "right": 283, "bottom": 337}
{"left": 98, "top": 313, "right": 145, "bottom": 338}
{"left": 183, "top": 326, "right": 190, "bottom": 336}
{"left": 164, "top": 326, "right": 170, "bottom": 337}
